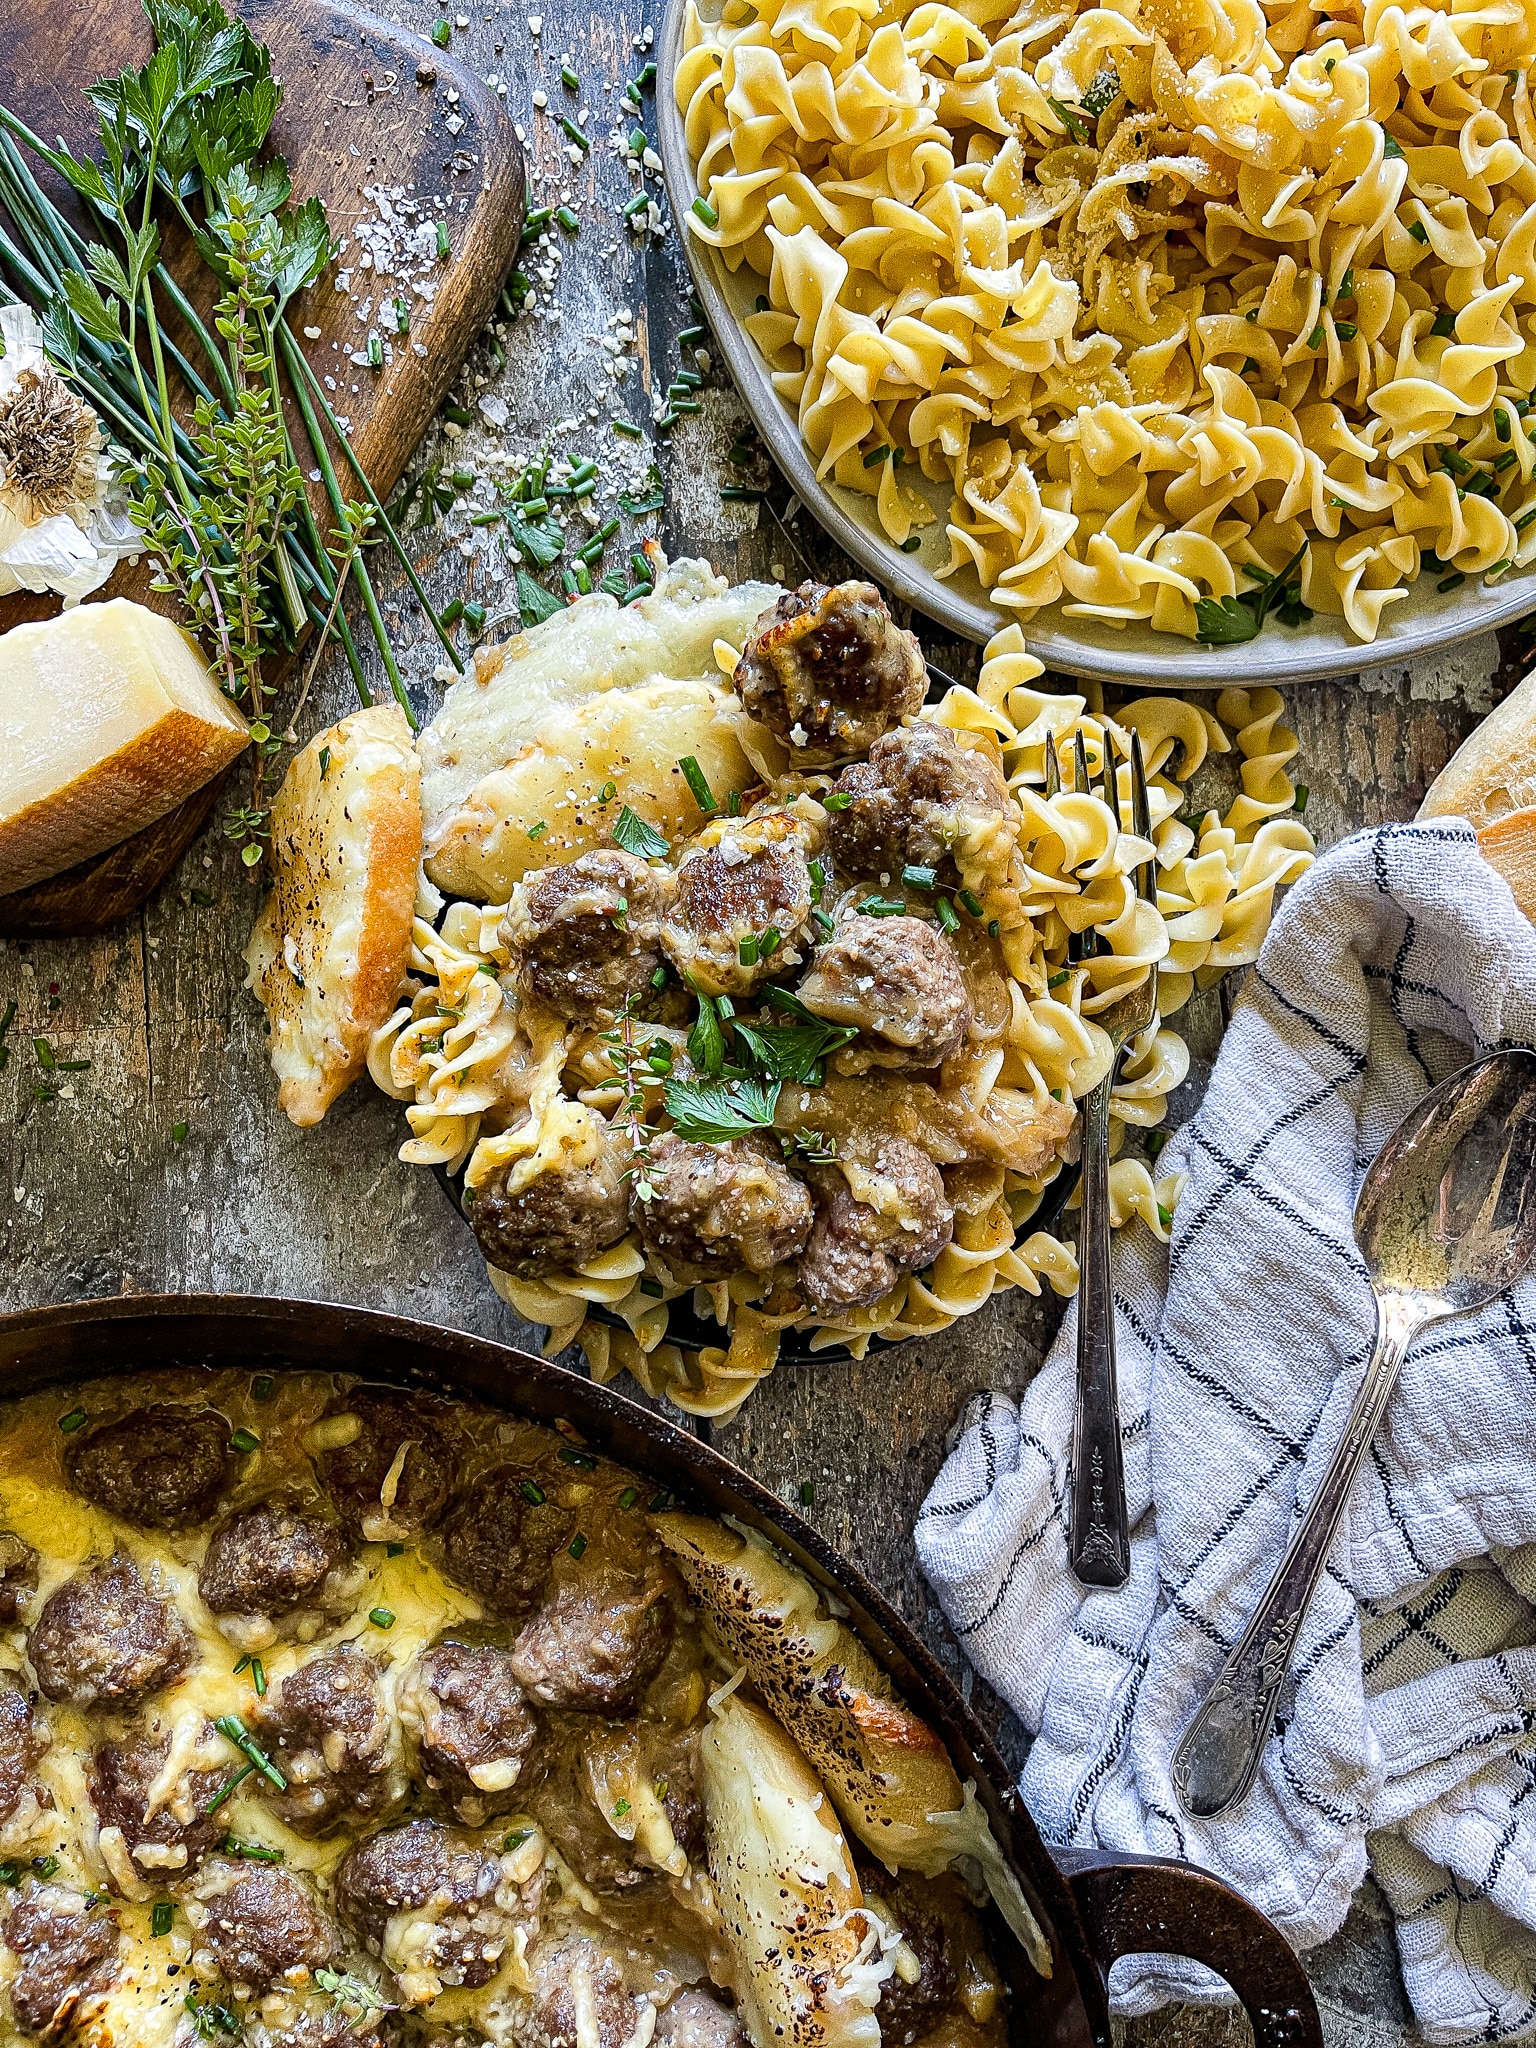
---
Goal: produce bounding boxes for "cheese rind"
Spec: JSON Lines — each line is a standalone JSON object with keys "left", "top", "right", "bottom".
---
{"left": 0, "top": 597, "right": 249, "bottom": 894}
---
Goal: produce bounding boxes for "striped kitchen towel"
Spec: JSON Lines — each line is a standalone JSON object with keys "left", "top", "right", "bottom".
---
{"left": 917, "top": 820, "right": 1536, "bottom": 2043}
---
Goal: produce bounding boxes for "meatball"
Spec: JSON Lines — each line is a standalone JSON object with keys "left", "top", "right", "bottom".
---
{"left": 438, "top": 1469, "right": 569, "bottom": 1622}
{"left": 510, "top": 1561, "right": 673, "bottom": 1714}
{"left": 257, "top": 1646, "right": 397, "bottom": 1837}
{"left": 824, "top": 721, "right": 1011, "bottom": 884}
{"left": 336, "top": 1820, "right": 513, "bottom": 1998}
{"left": 318, "top": 1389, "right": 453, "bottom": 1544}
{"left": 796, "top": 1139, "right": 955, "bottom": 1319}
{"left": 30, "top": 1555, "right": 194, "bottom": 1708}
{"left": 632, "top": 1131, "right": 812, "bottom": 1285}
{"left": 0, "top": 1535, "right": 39, "bottom": 1625}
{"left": 190, "top": 1861, "right": 334, "bottom": 1996}
{"left": 198, "top": 1503, "right": 347, "bottom": 1623}
{"left": 0, "top": 1692, "right": 39, "bottom": 1832}
{"left": 528, "top": 1936, "right": 639, "bottom": 2048}
{"left": 4, "top": 1887, "right": 117, "bottom": 2037}
{"left": 797, "top": 914, "right": 972, "bottom": 1069}
{"left": 658, "top": 1992, "right": 749, "bottom": 2048}
{"left": 659, "top": 810, "right": 818, "bottom": 997}
{"left": 503, "top": 850, "right": 667, "bottom": 1023}
{"left": 90, "top": 1733, "right": 230, "bottom": 1887}
{"left": 734, "top": 580, "right": 927, "bottom": 754}
{"left": 400, "top": 1642, "right": 542, "bottom": 1823}
{"left": 463, "top": 1124, "right": 629, "bottom": 1281}
{"left": 66, "top": 1404, "right": 231, "bottom": 1530}
{"left": 874, "top": 1877, "right": 958, "bottom": 2046}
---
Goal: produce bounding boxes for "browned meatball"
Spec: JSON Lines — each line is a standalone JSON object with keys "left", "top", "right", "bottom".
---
{"left": 874, "top": 1876, "right": 958, "bottom": 2046}
{"left": 199, "top": 1503, "right": 347, "bottom": 1621}
{"left": 659, "top": 810, "right": 818, "bottom": 997}
{"left": 510, "top": 1561, "right": 673, "bottom": 1714}
{"left": 438, "top": 1470, "right": 569, "bottom": 1621}
{"left": 503, "top": 850, "right": 667, "bottom": 1023}
{"left": 824, "top": 722, "right": 1010, "bottom": 882}
{"left": 400, "top": 1642, "right": 542, "bottom": 1823}
{"left": 90, "top": 1733, "right": 229, "bottom": 1887}
{"left": 658, "top": 1992, "right": 749, "bottom": 2048}
{"left": 0, "top": 1535, "right": 39, "bottom": 1625}
{"left": 30, "top": 1556, "right": 193, "bottom": 1709}
{"left": 336, "top": 1820, "right": 512, "bottom": 1994}
{"left": 632, "top": 1131, "right": 812, "bottom": 1284}
{"left": 66, "top": 1405, "right": 231, "bottom": 1530}
{"left": 463, "top": 1124, "right": 629, "bottom": 1280}
{"left": 257, "top": 1647, "right": 397, "bottom": 1837}
{"left": 797, "top": 914, "right": 972, "bottom": 1069}
{"left": 190, "top": 1860, "right": 334, "bottom": 1996}
{"left": 4, "top": 1887, "right": 117, "bottom": 2036}
{"left": 734, "top": 580, "right": 927, "bottom": 754}
{"left": 0, "top": 1692, "right": 39, "bottom": 1831}
{"left": 528, "top": 1935, "right": 638, "bottom": 2048}
{"left": 318, "top": 1390, "right": 453, "bottom": 1543}
{"left": 796, "top": 1140, "right": 955, "bottom": 1318}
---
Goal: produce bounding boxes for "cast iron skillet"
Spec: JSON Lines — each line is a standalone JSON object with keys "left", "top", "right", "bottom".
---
{"left": 0, "top": 1295, "right": 1320, "bottom": 2048}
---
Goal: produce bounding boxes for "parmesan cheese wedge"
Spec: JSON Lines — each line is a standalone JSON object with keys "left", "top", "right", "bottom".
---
{"left": 0, "top": 598, "right": 249, "bottom": 894}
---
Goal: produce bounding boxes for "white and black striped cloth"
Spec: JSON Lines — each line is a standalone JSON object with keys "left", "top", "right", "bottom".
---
{"left": 917, "top": 821, "right": 1536, "bottom": 2043}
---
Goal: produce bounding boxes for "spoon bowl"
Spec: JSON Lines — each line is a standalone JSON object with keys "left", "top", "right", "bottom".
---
{"left": 1173, "top": 1046, "right": 1536, "bottom": 1821}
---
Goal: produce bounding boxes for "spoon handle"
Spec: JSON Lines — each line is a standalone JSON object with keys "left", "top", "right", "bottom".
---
{"left": 1171, "top": 1297, "right": 1415, "bottom": 1820}
{"left": 1069, "top": 1070, "right": 1130, "bottom": 1588}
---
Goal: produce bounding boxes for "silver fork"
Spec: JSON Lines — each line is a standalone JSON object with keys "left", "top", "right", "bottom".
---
{"left": 1067, "top": 728, "right": 1158, "bottom": 1589}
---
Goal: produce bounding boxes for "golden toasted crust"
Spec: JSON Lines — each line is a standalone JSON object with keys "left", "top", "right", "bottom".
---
{"left": 1420, "top": 667, "right": 1536, "bottom": 829}
{"left": 245, "top": 704, "right": 422, "bottom": 1127}
{"left": 1476, "top": 806, "right": 1536, "bottom": 926}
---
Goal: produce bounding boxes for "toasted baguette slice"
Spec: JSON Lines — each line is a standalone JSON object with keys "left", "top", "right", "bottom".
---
{"left": 1475, "top": 806, "right": 1536, "bottom": 925}
{"left": 1420, "top": 668, "right": 1536, "bottom": 828}
{"left": 246, "top": 704, "right": 421, "bottom": 1127}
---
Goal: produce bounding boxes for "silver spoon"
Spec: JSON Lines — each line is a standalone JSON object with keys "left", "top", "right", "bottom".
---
{"left": 1172, "top": 1046, "right": 1536, "bottom": 1821}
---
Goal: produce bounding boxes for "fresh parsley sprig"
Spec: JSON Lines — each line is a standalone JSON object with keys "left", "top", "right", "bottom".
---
{"left": 1194, "top": 542, "right": 1310, "bottom": 645}
{"left": 663, "top": 1075, "right": 781, "bottom": 1144}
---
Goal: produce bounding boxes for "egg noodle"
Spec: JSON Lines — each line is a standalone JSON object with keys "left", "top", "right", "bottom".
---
{"left": 371, "top": 626, "right": 1312, "bottom": 1422}
{"left": 676, "top": 0, "right": 1536, "bottom": 642}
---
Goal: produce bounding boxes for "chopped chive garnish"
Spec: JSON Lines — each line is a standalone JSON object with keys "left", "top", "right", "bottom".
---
{"left": 559, "top": 1447, "right": 599, "bottom": 1468}
{"left": 902, "top": 864, "right": 936, "bottom": 890}
{"left": 203, "top": 1762, "right": 254, "bottom": 1814}
{"left": 738, "top": 934, "right": 760, "bottom": 966}
{"left": 619, "top": 1487, "right": 639, "bottom": 1509}
{"left": 523, "top": 205, "right": 555, "bottom": 232}
{"left": 649, "top": 1490, "right": 671, "bottom": 1512}
{"left": 561, "top": 117, "right": 590, "bottom": 149}
{"left": 369, "top": 1607, "right": 395, "bottom": 1630}
{"left": 221, "top": 1837, "right": 283, "bottom": 1863}
{"left": 251, "top": 1375, "right": 274, "bottom": 1402}
{"left": 444, "top": 404, "right": 474, "bottom": 426}
{"left": 823, "top": 790, "right": 852, "bottom": 811}
{"left": 436, "top": 221, "right": 451, "bottom": 259}
{"left": 680, "top": 325, "right": 707, "bottom": 347}
{"left": 561, "top": 63, "right": 580, "bottom": 88}
{"left": 1157, "top": 1203, "right": 1174, "bottom": 1229}
{"left": 229, "top": 1429, "right": 260, "bottom": 1455}
{"left": 214, "top": 1716, "right": 286, "bottom": 1790}
{"left": 935, "top": 897, "right": 960, "bottom": 934}
{"left": 613, "top": 418, "right": 643, "bottom": 437}
{"left": 569, "top": 1533, "right": 588, "bottom": 1559}
{"left": 600, "top": 781, "right": 617, "bottom": 802}
{"left": 639, "top": 1277, "right": 665, "bottom": 1298}
{"left": 813, "top": 908, "right": 835, "bottom": 936}
{"left": 521, "top": 1479, "right": 547, "bottom": 1505}
{"left": 628, "top": 125, "right": 647, "bottom": 153}
{"left": 251, "top": 1657, "right": 266, "bottom": 1698}
{"left": 800, "top": 1480, "right": 814, "bottom": 1506}
{"left": 728, "top": 789, "right": 743, "bottom": 815}
{"left": 504, "top": 1829, "right": 532, "bottom": 1852}
{"left": 58, "top": 1409, "right": 86, "bottom": 1434}
{"left": 720, "top": 485, "right": 765, "bottom": 501}
{"left": 1437, "top": 571, "right": 1465, "bottom": 590}
{"left": 1048, "top": 969, "right": 1071, "bottom": 988}
{"left": 673, "top": 367, "right": 703, "bottom": 390}
{"left": 862, "top": 444, "right": 892, "bottom": 467}
{"left": 639, "top": 60, "right": 658, "bottom": 85}
{"left": 671, "top": 398, "right": 702, "bottom": 413}
{"left": 233, "top": 1655, "right": 251, "bottom": 1676}
{"left": 1335, "top": 321, "right": 1357, "bottom": 340}
{"left": 679, "top": 755, "right": 717, "bottom": 812}
{"left": 367, "top": 333, "right": 383, "bottom": 367}
{"left": 1431, "top": 311, "right": 1457, "bottom": 337}
{"left": 691, "top": 195, "right": 719, "bottom": 228}
{"left": 988, "top": 918, "right": 1001, "bottom": 938}
{"left": 1488, "top": 558, "right": 1513, "bottom": 574}
{"left": 431, "top": 17, "right": 450, "bottom": 45}
{"left": 808, "top": 858, "right": 825, "bottom": 902}
{"left": 1293, "top": 784, "right": 1310, "bottom": 813}
{"left": 442, "top": 598, "right": 464, "bottom": 626}
{"left": 386, "top": 1541, "right": 405, "bottom": 1557}
{"left": 30, "top": 1858, "right": 57, "bottom": 1879}
{"left": 555, "top": 206, "right": 581, "bottom": 234}
{"left": 1307, "top": 324, "right": 1324, "bottom": 349}
{"left": 959, "top": 888, "right": 984, "bottom": 917}
{"left": 859, "top": 895, "right": 907, "bottom": 916}
{"left": 761, "top": 926, "right": 782, "bottom": 956}
{"left": 152, "top": 1903, "right": 174, "bottom": 1937}
{"left": 1407, "top": 218, "right": 1429, "bottom": 243}
{"left": 900, "top": 535, "right": 922, "bottom": 552}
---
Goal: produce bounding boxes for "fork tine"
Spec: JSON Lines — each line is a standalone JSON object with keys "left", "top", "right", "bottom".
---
{"left": 1130, "top": 729, "right": 1154, "bottom": 905}
{"left": 1074, "top": 730, "right": 1090, "bottom": 799}
{"left": 1045, "top": 728, "right": 1061, "bottom": 798}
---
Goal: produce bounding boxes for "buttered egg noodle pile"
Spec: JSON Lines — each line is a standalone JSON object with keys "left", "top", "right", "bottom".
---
{"left": 373, "top": 616, "right": 1312, "bottom": 1422}
{"left": 678, "top": 0, "right": 1536, "bottom": 642}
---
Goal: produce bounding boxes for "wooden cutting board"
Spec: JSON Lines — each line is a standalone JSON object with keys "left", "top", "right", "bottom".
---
{"left": 0, "top": 0, "right": 524, "bottom": 939}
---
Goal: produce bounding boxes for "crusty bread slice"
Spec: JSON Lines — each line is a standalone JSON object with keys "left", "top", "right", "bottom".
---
{"left": 246, "top": 703, "right": 421, "bottom": 1127}
{"left": 1420, "top": 668, "right": 1536, "bottom": 828}
{"left": 1474, "top": 806, "right": 1536, "bottom": 926}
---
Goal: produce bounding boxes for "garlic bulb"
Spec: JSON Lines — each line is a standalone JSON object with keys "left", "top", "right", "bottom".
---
{"left": 0, "top": 305, "right": 140, "bottom": 603}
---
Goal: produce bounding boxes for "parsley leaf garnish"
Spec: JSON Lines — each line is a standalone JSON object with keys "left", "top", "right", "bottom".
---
{"left": 516, "top": 569, "right": 565, "bottom": 626}
{"left": 619, "top": 463, "right": 666, "bottom": 516}
{"left": 612, "top": 806, "right": 670, "bottom": 860}
{"left": 731, "top": 1019, "right": 858, "bottom": 1084}
{"left": 1194, "top": 541, "right": 1309, "bottom": 646}
{"left": 664, "top": 1076, "right": 781, "bottom": 1144}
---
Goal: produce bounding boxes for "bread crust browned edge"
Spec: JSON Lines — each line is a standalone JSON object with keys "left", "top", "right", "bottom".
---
{"left": 273, "top": 748, "right": 421, "bottom": 1128}
{"left": 0, "top": 707, "right": 249, "bottom": 895}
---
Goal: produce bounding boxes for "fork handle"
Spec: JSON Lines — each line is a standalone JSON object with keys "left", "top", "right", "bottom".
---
{"left": 1170, "top": 1297, "right": 1414, "bottom": 1819}
{"left": 1069, "top": 1070, "right": 1131, "bottom": 1589}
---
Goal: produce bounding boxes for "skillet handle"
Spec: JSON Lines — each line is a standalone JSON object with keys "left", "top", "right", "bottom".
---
{"left": 1054, "top": 1848, "right": 1323, "bottom": 2048}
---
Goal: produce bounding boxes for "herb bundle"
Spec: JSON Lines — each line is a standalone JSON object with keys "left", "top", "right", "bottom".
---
{"left": 0, "top": 0, "right": 462, "bottom": 859}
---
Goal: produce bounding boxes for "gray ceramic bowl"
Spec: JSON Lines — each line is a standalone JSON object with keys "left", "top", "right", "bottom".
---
{"left": 656, "top": 0, "right": 1529, "bottom": 684}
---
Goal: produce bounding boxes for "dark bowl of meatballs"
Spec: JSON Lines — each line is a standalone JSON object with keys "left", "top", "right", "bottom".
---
{"left": 0, "top": 1293, "right": 1321, "bottom": 2048}
{"left": 427, "top": 577, "right": 1084, "bottom": 1379}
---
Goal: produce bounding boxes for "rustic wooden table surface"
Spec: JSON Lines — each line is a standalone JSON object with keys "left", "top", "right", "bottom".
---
{"left": 0, "top": 0, "right": 1520, "bottom": 2040}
